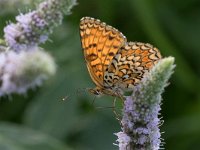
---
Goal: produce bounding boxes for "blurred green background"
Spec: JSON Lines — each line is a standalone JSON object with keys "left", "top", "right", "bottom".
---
{"left": 0, "top": 0, "right": 200, "bottom": 149}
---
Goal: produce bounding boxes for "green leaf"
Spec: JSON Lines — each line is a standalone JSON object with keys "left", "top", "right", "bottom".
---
{"left": 0, "top": 122, "right": 71, "bottom": 150}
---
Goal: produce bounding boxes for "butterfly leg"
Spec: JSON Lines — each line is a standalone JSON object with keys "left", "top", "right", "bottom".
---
{"left": 91, "top": 95, "right": 97, "bottom": 106}
{"left": 112, "top": 97, "right": 122, "bottom": 122}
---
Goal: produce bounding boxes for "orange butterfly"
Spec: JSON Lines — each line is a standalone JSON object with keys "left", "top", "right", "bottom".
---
{"left": 80, "top": 17, "right": 161, "bottom": 97}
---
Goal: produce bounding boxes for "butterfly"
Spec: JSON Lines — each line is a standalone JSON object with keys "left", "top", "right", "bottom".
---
{"left": 80, "top": 17, "right": 161, "bottom": 97}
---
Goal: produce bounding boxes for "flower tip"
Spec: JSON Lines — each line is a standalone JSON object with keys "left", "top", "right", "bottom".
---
{"left": 160, "top": 56, "right": 175, "bottom": 66}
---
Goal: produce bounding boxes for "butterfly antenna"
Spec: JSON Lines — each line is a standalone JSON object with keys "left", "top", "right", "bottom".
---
{"left": 62, "top": 87, "right": 87, "bottom": 102}
{"left": 61, "top": 94, "right": 71, "bottom": 101}
{"left": 76, "top": 87, "right": 88, "bottom": 96}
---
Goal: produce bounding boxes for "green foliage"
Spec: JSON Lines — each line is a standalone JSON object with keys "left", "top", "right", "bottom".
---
{"left": 0, "top": 122, "right": 71, "bottom": 150}
{"left": 0, "top": 0, "right": 200, "bottom": 150}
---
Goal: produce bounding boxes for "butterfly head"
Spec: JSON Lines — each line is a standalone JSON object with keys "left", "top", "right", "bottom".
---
{"left": 88, "top": 86, "right": 124, "bottom": 99}
{"left": 88, "top": 87, "right": 104, "bottom": 96}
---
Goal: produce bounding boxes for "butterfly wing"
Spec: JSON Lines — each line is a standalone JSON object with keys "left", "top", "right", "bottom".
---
{"left": 104, "top": 42, "right": 162, "bottom": 89}
{"left": 80, "top": 17, "right": 127, "bottom": 88}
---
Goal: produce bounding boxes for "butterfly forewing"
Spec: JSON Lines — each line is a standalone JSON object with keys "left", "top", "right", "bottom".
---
{"left": 80, "top": 17, "right": 127, "bottom": 88}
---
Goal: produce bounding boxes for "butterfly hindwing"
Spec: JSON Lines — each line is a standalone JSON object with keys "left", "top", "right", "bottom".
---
{"left": 104, "top": 42, "right": 162, "bottom": 89}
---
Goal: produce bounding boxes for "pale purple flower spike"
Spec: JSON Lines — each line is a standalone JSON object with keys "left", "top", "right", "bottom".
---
{"left": 115, "top": 57, "right": 175, "bottom": 150}
{"left": 0, "top": 49, "right": 56, "bottom": 96}
{"left": 0, "top": 0, "right": 77, "bottom": 96}
{"left": 4, "top": 0, "right": 77, "bottom": 51}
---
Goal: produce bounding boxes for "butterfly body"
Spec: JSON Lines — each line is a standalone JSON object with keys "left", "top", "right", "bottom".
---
{"left": 80, "top": 17, "right": 161, "bottom": 97}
